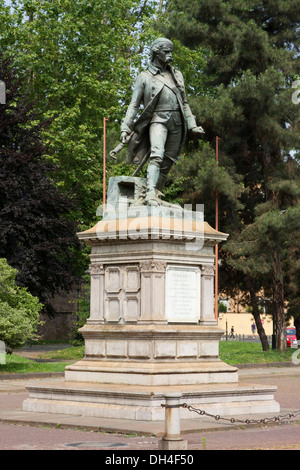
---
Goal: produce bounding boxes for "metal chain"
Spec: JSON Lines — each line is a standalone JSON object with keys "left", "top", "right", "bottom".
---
{"left": 181, "top": 403, "right": 300, "bottom": 425}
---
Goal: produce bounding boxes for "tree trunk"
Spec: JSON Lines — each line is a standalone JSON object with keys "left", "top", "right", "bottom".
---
{"left": 272, "top": 250, "right": 286, "bottom": 351}
{"left": 248, "top": 284, "right": 269, "bottom": 351}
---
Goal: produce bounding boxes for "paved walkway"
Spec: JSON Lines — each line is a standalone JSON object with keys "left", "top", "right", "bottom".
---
{"left": 1, "top": 364, "right": 300, "bottom": 450}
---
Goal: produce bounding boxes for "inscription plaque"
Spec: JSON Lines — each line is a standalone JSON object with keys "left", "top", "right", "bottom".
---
{"left": 165, "top": 265, "right": 200, "bottom": 323}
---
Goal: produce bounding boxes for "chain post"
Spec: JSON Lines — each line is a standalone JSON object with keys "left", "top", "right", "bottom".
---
{"left": 158, "top": 393, "right": 188, "bottom": 450}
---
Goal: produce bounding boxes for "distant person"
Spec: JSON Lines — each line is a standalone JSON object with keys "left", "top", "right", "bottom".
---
{"left": 251, "top": 322, "right": 256, "bottom": 337}
{"left": 229, "top": 326, "right": 235, "bottom": 339}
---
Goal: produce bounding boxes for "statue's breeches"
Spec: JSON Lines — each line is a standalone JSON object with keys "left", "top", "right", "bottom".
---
{"left": 149, "top": 113, "right": 183, "bottom": 163}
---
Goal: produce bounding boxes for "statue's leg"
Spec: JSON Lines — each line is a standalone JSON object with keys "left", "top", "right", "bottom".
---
{"left": 146, "top": 159, "right": 161, "bottom": 198}
{"left": 156, "top": 117, "right": 182, "bottom": 192}
{"left": 146, "top": 123, "right": 167, "bottom": 205}
{"left": 156, "top": 157, "right": 173, "bottom": 191}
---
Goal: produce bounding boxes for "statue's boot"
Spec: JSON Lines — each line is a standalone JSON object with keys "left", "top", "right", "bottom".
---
{"left": 155, "top": 160, "right": 182, "bottom": 209}
{"left": 145, "top": 162, "right": 160, "bottom": 206}
{"left": 156, "top": 174, "right": 167, "bottom": 193}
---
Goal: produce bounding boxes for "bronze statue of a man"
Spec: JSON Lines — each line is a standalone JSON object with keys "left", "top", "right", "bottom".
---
{"left": 120, "top": 37, "right": 204, "bottom": 205}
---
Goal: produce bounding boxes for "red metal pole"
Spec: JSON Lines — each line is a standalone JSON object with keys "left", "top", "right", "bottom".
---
{"left": 215, "top": 136, "right": 219, "bottom": 320}
{"left": 103, "top": 117, "right": 108, "bottom": 210}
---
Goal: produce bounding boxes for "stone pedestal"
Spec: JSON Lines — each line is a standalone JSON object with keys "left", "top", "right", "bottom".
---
{"left": 23, "top": 177, "right": 280, "bottom": 421}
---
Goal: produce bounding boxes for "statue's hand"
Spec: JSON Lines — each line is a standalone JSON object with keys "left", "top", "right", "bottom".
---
{"left": 120, "top": 131, "right": 129, "bottom": 143}
{"left": 191, "top": 126, "right": 205, "bottom": 135}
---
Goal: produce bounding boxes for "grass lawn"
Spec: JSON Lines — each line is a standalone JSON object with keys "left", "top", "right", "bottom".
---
{"left": 32, "top": 345, "right": 84, "bottom": 361}
{"left": 0, "top": 354, "right": 73, "bottom": 374}
{"left": 0, "top": 341, "right": 297, "bottom": 374}
{"left": 219, "top": 340, "right": 297, "bottom": 364}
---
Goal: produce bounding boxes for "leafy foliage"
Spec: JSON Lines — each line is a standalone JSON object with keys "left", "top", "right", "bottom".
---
{"left": 0, "top": 57, "right": 81, "bottom": 313}
{"left": 0, "top": 258, "right": 42, "bottom": 352}
{"left": 0, "top": 0, "right": 159, "bottom": 228}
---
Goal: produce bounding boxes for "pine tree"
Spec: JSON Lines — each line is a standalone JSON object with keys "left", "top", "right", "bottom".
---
{"left": 162, "top": 0, "right": 300, "bottom": 349}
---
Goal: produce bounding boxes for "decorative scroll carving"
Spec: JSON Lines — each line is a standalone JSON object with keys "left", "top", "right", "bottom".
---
{"left": 201, "top": 265, "right": 215, "bottom": 276}
{"left": 89, "top": 263, "right": 104, "bottom": 275}
{"left": 140, "top": 260, "right": 167, "bottom": 272}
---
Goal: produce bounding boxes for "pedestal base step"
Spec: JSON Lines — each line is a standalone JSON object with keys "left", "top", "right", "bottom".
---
{"left": 64, "top": 359, "right": 238, "bottom": 386}
{"left": 23, "top": 380, "right": 279, "bottom": 421}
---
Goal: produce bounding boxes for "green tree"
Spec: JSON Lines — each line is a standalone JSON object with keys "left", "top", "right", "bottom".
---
{"left": 0, "top": 258, "right": 42, "bottom": 352}
{"left": 161, "top": 0, "right": 300, "bottom": 350}
{"left": 0, "top": 0, "right": 157, "bottom": 228}
{"left": 0, "top": 56, "right": 81, "bottom": 314}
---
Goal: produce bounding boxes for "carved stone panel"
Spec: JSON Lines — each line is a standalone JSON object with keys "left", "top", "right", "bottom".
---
{"left": 105, "top": 267, "right": 122, "bottom": 293}
{"left": 104, "top": 264, "right": 141, "bottom": 322}
{"left": 123, "top": 266, "right": 140, "bottom": 292}
{"left": 123, "top": 295, "right": 140, "bottom": 322}
{"left": 105, "top": 297, "right": 121, "bottom": 322}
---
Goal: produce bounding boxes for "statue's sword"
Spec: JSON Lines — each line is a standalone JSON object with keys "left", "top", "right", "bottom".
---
{"left": 132, "top": 150, "right": 150, "bottom": 176}
{"left": 109, "top": 132, "right": 150, "bottom": 176}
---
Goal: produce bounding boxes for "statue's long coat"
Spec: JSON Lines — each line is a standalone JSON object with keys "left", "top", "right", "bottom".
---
{"left": 121, "top": 63, "right": 197, "bottom": 164}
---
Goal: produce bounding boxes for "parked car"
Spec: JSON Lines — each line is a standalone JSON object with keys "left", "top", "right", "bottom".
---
{"left": 286, "top": 327, "right": 298, "bottom": 348}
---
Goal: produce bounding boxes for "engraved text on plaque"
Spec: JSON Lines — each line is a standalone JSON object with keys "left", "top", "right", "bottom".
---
{"left": 165, "top": 265, "right": 200, "bottom": 323}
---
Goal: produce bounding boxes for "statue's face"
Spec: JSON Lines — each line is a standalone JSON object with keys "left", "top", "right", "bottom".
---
{"left": 155, "top": 45, "right": 173, "bottom": 65}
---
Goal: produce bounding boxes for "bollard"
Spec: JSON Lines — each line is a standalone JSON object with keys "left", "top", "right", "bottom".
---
{"left": 158, "top": 393, "right": 188, "bottom": 450}
{"left": 0, "top": 81, "right": 6, "bottom": 104}
{"left": 0, "top": 340, "right": 5, "bottom": 364}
